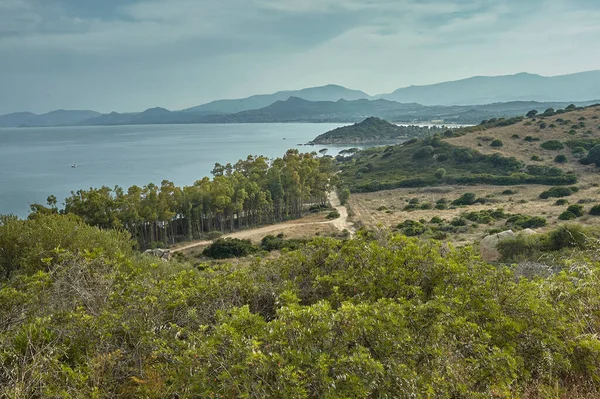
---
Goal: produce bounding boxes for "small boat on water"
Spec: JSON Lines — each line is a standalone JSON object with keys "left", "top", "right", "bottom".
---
{"left": 71, "top": 164, "right": 77, "bottom": 168}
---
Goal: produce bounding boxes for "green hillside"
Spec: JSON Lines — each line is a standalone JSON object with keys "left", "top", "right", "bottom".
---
{"left": 311, "top": 117, "right": 444, "bottom": 144}
{"left": 338, "top": 135, "right": 577, "bottom": 192}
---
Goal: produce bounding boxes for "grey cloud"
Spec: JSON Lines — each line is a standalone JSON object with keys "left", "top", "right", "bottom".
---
{"left": 0, "top": 0, "right": 599, "bottom": 114}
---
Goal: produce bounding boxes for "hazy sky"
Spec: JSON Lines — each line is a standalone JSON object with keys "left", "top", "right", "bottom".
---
{"left": 1, "top": 0, "right": 600, "bottom": 114}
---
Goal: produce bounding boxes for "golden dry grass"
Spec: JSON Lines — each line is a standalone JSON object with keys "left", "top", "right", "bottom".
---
{"left": 447, "top": 106, "right": 600, "bottom": 184}
{"left": 346, "top": 106, "right": 600, "bottom": 243}
{"left": 349, "top": 184, "right": 600, "bottom": 243}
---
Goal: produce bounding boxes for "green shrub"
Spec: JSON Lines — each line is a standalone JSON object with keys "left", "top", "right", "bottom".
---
{"left": 434, "top": 168, "right": 446, "bottom": 179}
{"left": 581, "top": 144, "right": 600, "bottom": 166}
{"left": 326, "top": 210, "right": 341, "bottom": 219}
{"left": 506, "top": 214, "right": 547, "bottom": 229}
{"left": 554, "top": 154, "right": 568, "bottom": 163}
{"left": 554, "top": 199, "right": 569, "bottom": 206}
{"left": 539, "top": 186, "right": 578, "bottom": 199}
{"left": 501, "top": 189, "right": 517, "bottom": 195}
{"left": 531, "top": 155, "right": 542, "bottom": 161}
{"left": 397, "top": 220, "right": 426, "bottom": 236}
{"left": 203, "top": 238, "right": 259, "bottom": 259}
{"left": 511, "top": 134, "right": 520, "bottom": 139}
{"left": 540, "top": 140, "right": 564, "bottom": 151}
{"left": 558, "top": 211, "right": 577, "bottom": 220}
{"left": 490, "top": 139, "right": 504, "bottom": 148}
{"left": 452, "top": 192, "right": 477, "bottom": 206}
{"left": 567, "top": 204, "right": 585, "bottom": 217}
{"left": 590, "top": 205, "right": 600, "bottom": 215}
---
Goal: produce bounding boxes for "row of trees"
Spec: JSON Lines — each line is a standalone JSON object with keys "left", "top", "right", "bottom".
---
{"left": 31, "top": 150, "right": 335, "bottom": 248}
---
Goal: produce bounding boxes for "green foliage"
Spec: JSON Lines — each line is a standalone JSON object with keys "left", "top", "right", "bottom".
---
{"left": 540, "top": 140, "right": 565, "bottom": 151}
{"left": 581, "top": 144, "right": 600, "bottom": 166}
{"left": 558, "top": 211, "right": 577, "bottom": 220}
{"left": 260, "top": 235, "right": 307, "bottom": 251}
{"left": 338, "top": 188, "right": 351, "bottom": 205}
{"left": 554, "top": 154, "right": 568, "bottom": 163}
{"left": 312, "top": 117, "right": 445, "bottom": 144}
{"left": 567, "top": 204, "right": 585, "bottom": 217}
{"left": 203, "top": 238, "right": 259, "bottom": 259}
{"left": 434, "top": 168, "right": 446, "bottom": 179}
{"left": 396, "top": 220, "right": 427, "bottom": 236}
{"left": 326, "top": 210, "right": 341, "bottom": 219}
{"left": 531, "top": 155, "right": 542, "bottom": 161}
{"left": 524, "top": 136, "right": 541, "bottom": 142}
{"left": 554, "top": 199, "right": 569, "bottom": 206}
{"left": 505, "top": 214, "right": 547, "bottom": 229}
{"left": 539, "top": 186, "right": 579, "bottom": 199}
{"left": 498, "top": 224, "right": 594, "bottom": 261}
{"left": 341, "top": 138, "right": 578, "bottom": 193}
{"left": 0, "top": 214, "right": 132, "bottom": 280}
{"left": 45, "top": 151, "right": 334, "bottom": 248}
{"left": 590, "top": 205, "right": 600, "bottom": 216}
{"left": 4, "top": 217, "right": 600, "bottom": 397}
{"left": 452, "top": 192, "right": 477, "bottom": 206}
{"left": 490, "top": 139, "right": 504, "bottom": 147}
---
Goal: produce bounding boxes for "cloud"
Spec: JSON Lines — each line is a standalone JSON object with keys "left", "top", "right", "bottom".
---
{"left": 0, "top": 0, "right": 599, "bottom": 114}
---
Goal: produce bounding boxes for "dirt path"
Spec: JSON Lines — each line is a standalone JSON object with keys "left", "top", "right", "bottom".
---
{"left": 172, "top": 190, "right": 354, "bottom": 253}
{"left": 328, "top": 190, "right": 355, "bottom": 236}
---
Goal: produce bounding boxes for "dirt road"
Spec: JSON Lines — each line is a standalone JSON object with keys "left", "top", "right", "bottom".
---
{"left": 172, "top": 190, "right": 354, "bottom": 253}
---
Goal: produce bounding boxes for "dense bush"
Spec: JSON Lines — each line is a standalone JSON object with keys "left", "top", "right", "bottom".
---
{"left": 498, "top": 224, "right": 595, "bottom": 262}
{"left": 567, "top": 204, "right": 585, "bottom": 217}
{"left": 4, "top": 216, "right": 600, "bottom": 397}
{"left": 581, "top": 144, "right": 600, "bottom": 166}
{"left": 540, "top": 140, "right": 565, "bottom": 151}
{"left": 490, "top": 139, "right": 504, "bottom": 147}
{"left": 590, "top": 205, "right": 600, "bottom": 215}
{"left": 506, "top": 214, "right": 547, "bottom": 229}
{"left": 558, "top": 211, "right": 576, "bottom": 220}
{"left": 203, "top": 238, "right": 259, "bottom": 259}
{"left": 554, "top": 154, "right": 568, "bottom": 163}
{"left": 326, "top": 210, "right": 341, "bottom": 219}
{"left": 539, "top": 186, "right": 579, "bottom": 199}
{"left": 554, "top": 199, "right": 569, "bottom": 206}
{"left": 451, "top": 192, "right": 477, "bottom": 206}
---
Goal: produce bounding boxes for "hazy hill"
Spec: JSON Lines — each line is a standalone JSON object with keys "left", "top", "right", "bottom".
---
{"left": 0, "top": 112, "right": 37, "bottom": 127}
{"left": 311, "top": 117, "right": 443, "bottom": 144}
{"left": 198, "top": 97, "right": 596, "bottom": 124}
{"left": 380, "top": 70, "right": 600, "bottom": 105}
{"left": 0, "top": 110, "right": 100, "bottom": 127}
{"left": 79, "top": 108, "right": 215, "bottom": 126}
{"left": 183, "top": 84, "right": 372, "bottom": 114}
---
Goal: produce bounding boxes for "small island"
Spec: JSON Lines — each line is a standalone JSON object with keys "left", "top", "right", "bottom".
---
{"left": 309, "top": 116, "right": 445, "bottom": 144}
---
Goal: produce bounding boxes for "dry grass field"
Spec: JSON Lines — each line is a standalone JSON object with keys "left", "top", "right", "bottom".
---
{"left": 447, "top": 106, "right": 600, "bottom": 184}
{"left": 347, "top": 106, "right": 600, "bottom": 243}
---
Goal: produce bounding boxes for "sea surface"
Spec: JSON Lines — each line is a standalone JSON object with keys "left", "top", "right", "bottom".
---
{"left": 0, "top": 123, "right": 362, "bottom": 217}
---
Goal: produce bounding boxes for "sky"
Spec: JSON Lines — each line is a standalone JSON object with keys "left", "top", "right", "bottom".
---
{"left": 1, "top": 0, "right": 600, "bottom": 114}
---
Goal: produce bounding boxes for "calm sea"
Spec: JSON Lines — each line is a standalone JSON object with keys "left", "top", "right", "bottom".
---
{"left": 0, "top": 123, "right": 353, "bottom": 217}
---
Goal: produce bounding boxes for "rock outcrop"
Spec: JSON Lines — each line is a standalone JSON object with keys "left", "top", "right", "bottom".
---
{"left": 480, "top": 230, "right": 516, "bottom": 262}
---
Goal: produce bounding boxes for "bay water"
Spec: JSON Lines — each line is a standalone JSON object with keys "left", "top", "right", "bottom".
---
{"left": 0, "top": 123, "right": 351, "bottom": 217}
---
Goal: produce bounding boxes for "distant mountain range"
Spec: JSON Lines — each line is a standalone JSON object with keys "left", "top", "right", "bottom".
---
{"left": 1, "top": 70, "right": 599, "bottom": 127}
{"left": 378, "top": 70, "right": 600, "bottom": 105}
{"left": 183, "top": 84, "right": 371, "bottom": 114}
{"left": 0, "top": 110, "right": 100, "bottom": 128}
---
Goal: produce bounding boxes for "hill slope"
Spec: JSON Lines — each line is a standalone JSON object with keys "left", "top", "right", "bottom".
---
{"left": 0, "top": 110, "right": 101, "bottom": 127}
{"left": 311, "top": 117, "right": 443, "bottom": 144}
{"left": 184, "top": 84, "right": 372, "bottom": 114}
{"left": 380, "top": 70, "right": 600, "bottom": 105}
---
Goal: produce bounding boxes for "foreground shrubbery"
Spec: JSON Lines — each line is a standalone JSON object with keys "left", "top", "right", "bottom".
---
{"left": 3, "top": 215, "right": 600, "bottom": 397}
